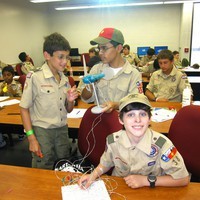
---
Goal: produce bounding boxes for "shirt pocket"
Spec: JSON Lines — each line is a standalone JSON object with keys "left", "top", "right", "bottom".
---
{"left": 40, "top": 86, "right": 55, "bottom": 95}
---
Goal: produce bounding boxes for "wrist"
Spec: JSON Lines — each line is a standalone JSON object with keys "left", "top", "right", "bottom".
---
{"left": 26, "top": 129, "right": 34, "bottom": 137}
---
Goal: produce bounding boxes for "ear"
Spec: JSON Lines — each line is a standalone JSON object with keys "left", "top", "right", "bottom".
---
{"left": 43, "top": 51, "right": 51, "bottom": 61}
{"left": 118, "top": 116, "right": 124, "bottom": 125}
{"left": 117, "top": 44, "right": 123, "bottom": 53}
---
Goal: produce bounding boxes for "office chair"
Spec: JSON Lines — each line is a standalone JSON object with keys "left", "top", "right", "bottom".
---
{"left": 15, "top": 63, "right": 23, "bottom": 75}
{"left": 78, "top": 105, "right": 123, "bottom": 167}
{"left": 18, "top": 75, "right": 26, "bottom": 91}
{"left": 168, "top": 105, "right": 200, "bottom": 181}
{"left": 68, "top": 76, "right": 75, "bottom": 87}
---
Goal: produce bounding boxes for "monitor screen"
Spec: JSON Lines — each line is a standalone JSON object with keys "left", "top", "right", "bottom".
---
{"left": 154, "top": 46, "right": 168, "bottom": 55}
{"left": 137, "top": 47, "right": 150, "bottom": 56}
{"left": 70, "top": 48, "right": 79, "bottom": 56}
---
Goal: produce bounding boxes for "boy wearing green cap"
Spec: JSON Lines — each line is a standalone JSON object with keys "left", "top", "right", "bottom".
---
{"left": 78, "top": 93, "right": 189, "bottom": 189}
{"left": 81, "top": 28, "right": 143, "bottom": 113}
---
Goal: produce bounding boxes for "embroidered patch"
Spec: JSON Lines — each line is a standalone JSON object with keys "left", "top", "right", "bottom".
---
{"left": 149, "top": 144, "right": 159, "bottom": 157}
{"left": 161, "top": 146, "right": 177, "bottom": 162}
{"left": 181, "top": 75, "right": 187, "bottom": 79}
{"left": 26, "top": 72, "right": 33, "bottom": 78}
{"left": 148, "top": 161, "right": 156, "bottom": 166}
{"left": 171, "top": 77, "right": 176, "bottom": 82}
{"left": 136, "top": 80, "right": 143, "bottom": 94}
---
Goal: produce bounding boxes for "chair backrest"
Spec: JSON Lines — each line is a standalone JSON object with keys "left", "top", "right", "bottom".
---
{"left": 168, "top": 105, "right": 200, "bottom": 178}
{"left": 78, "top": 106, "right": 123, "bottom": 167}
{"left": 18, "top": 75, "right": 26, "bottom": 91}
{"left": 15, "top": 63, "right": 23, "bottom": 75}
{"left": 81, "top": 53, "right": 90, "bottom": 66}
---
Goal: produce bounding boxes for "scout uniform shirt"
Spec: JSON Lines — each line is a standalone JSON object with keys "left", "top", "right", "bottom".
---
{"left": 81, "top": 60, "right": 143, "bottom": 105}
{"left": 146, "top": 66, "right": 193, "bottom": 102}
{"left": 19, "top": 63, "right": 71, "bottom": 129}
{"left": 0, "top": 79, "right": 22, "bottom": 97}
{"left": 21, "top": 61, "right": 35, "bottom": 75}
{"left": 121, "top": 52, "right": 140, "bottom": 66}
{"left": 100, "top": 129, "right": 189, "bottom": 179}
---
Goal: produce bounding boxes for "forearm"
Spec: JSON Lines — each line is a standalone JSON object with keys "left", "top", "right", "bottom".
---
{"left": 66, "top": 100, "right": 74, "bottom": 113}
{"left": 90, "top": 164, "right": 110, "bottom": 180}
{"left": 81, "top": 85, "right": 93, "bottom": 101}
{"left": 145, "top": 89, "right": 156, "bottom": 101}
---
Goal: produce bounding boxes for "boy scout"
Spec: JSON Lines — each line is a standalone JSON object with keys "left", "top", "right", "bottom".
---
{"left": 20, "top": 32, "right": 78, "bottom": 169}
{"left": 78, "top": 93, "right": 189, "bottom": 189}
{"left": 145, "top": 50, "right": 193, "bottom": 102}
{"left": 81, "top": 27, "right": 142, "bottom": 113}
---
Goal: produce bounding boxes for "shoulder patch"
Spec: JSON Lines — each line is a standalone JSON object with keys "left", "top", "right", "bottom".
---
{"left": 26, "top": 72, "right": 33, "bottom": 78}
{"left": 161, "top": 146, "right": 177, "bottom": 162}
{"left": 181, "top": 74, "right": 187, "bottom": 79}
{"left": 107, "top": 134, "right": 115, "bottom": 144}
{"left": 155, "top": 137, "right": 166, "bottom": 148}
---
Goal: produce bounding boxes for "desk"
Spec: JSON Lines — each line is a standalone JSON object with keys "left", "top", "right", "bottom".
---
{"left": 182, "top": 67, "right": 200, "bottom": 76}
{"left": 0, "top": 164, "right": 199, "bottom": 200}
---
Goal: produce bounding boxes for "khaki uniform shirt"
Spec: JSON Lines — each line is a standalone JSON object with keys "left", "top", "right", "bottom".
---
{"left": 146, "top": 66, "right": 193, "bottom": 102}
{"left": 100, "top": 129, "right": 189, "bottom": 179}
{"left": 20, "top": 63, "right": 71, "bottom": 129}
{"left": 81, "top": 61, "right": 143, "bottom": 104}
{"left": 21, "top": 61, "right": 35, "bottom": 75}
{"left": 0, "top": 80, "right": 22, "bottom": 97}
{"left": 139, "top": 55, "right": 156, "bottom": 67}
{"left": 121, "top": 52, "right": 140, "bottom": 66}
{"left": 140, "top": 61, "right": 155, "bottom": 73}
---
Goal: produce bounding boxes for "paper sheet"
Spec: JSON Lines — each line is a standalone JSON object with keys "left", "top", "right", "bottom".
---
{"left": 0, "top": 96, "right": 10, "bottom": 102}
{"left": 151, "top": 107, "right": 177, "bottom": 122}
{"left": 67, "top": 108, "right": 87, "bottom": 118}
{"left": 0, "top": 99, "right": 20, "bottom": 107}
{"left": 61, "top": 180, "right": 111, "bottom": 200}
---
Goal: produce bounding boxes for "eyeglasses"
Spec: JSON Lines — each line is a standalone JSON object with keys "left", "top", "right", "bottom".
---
{"left": 53, "top": 54, "right": 70, "bottom": 61}
{"left": 98, "top": 45, "right": 114, "bottom": 53}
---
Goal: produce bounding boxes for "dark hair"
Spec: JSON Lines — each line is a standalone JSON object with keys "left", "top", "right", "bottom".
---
{"left": 18, "top": 52, "right": 27, "bottom": 62}
{"left": 157, "top": 49, "right": 174, "bottom": 61}
{"left": 2, "top": 65, "right": 15, "bottom": 76}
{"left": 172, "top": 50, "right": 179, "bottom": 55}
{"left": 43, "top": 32, "right": 71, "bottom": 56}
{"left": 89, "top": 47, "right": 99, "bottom": 56}
{"left": 147, "top": 48, "right": 155, "bottom": 56}
{"left": 192, "top": 63, "right": 199, "bottom": 69}
{"left": 123, "top": 44, "right": 130, "bottom": 50}
{"left": 153, "top": 58, "right": 160, "bottom": 70}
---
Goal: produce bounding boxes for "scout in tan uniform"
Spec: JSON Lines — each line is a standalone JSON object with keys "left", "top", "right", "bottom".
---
{"left": 81, "top": 28, "right": 143, "bottom": 113}
{"left": 138, "top": 48, "right": 156, "bottom": 67}
{"left": 19, "top": 33, "right": 78, "bottom": 170}
{"left": 145, "top": 50, "right": 193, "bottom": 102}
{"left": 173, "top": 51, "right": 182, "bottom": 67}
{"left": 78, "top": 93, "right": 189, "bottom": 189}
{"left": 0, "top": 65, "right": 22, "bottom": 97}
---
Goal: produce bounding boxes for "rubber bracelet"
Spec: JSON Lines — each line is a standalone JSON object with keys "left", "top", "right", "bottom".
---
{"left": 26, "top": 129, "right": 34, "bottom": 136}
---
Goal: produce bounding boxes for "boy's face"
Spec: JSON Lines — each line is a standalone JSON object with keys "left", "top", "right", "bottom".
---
{"left": 3, "top": 71, "right": 13, "bottom": 84}
{"left": 119, "top": 109, "right": 150, "bottom": 142}
{"left": 123, "top": 47, "right": 129, "bottom": 55}
{"left": 158, "top": 58, "right": 174, "bottom": 75}
{"left": 44, "top": 50, "right": 70, "bottom": 73}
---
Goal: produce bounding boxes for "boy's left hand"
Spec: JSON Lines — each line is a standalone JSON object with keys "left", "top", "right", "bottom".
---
{"left": 124, "top": 175, "right": 147, "bottom": 189}
{"left": 67, "top": 85, "right": 78, "bottom": 102}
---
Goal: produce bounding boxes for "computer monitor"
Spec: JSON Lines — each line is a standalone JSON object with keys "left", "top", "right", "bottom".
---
{"left": 154, "top": 46, "right": 168, "bottom": 55}
{"left": 137, "top": 47, "right": 150, "bottom": 56}
{"left": 70, "top": 48, "right": 79, "bottom": 56}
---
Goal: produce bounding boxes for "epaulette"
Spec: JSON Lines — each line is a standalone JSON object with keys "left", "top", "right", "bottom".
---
{"left": 107, "top": 134, "right": 115, "bottom": 144}
{"left": 155, "top": 136, "right": 166, "bottom": 148}
{"left": 34, "top": 67, "right": 42, "bottom": 72}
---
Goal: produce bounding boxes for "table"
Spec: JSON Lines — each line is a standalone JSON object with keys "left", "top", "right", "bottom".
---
{"left": 0, "top": 164, "right": 199, "bottom": 200}
{"left": 0, "top": 98, "right": 181, "bottom": 134}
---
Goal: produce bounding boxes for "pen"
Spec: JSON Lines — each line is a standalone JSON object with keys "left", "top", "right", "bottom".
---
{"left": 7, "top": 113, "right": 20, "bottom": 115}
{"left": 76, "top": 111, "right": 80, "bottom": 115}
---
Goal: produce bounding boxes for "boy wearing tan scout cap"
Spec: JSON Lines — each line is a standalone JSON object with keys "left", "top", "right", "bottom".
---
{"left": 78, "top": 93, "right": 189, "bottom": 189}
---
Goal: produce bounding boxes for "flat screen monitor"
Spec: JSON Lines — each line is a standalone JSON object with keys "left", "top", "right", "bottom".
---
{"left": 137, "top": 47, "right": 150, "bottom": 56}
{"left": 154, "top": 46, "right": 168, "bottom": 55}
{"left": 70, "top": 48, "right": 79, "bottom": 56}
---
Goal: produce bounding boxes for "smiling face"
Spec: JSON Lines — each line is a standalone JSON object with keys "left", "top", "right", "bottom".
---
{"left": 119, "top": 109, "right": 151, "bottom": 144}
{"left": 44, "top": 50, "right": 70, "bottom": 75}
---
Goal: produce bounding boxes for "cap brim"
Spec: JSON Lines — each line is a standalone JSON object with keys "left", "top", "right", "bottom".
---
{"left": 90, "top": 37, "right": 111, "bottom": 45}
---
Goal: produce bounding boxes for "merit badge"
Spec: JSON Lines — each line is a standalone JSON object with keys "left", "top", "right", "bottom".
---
{"left": 161, "top": 146, "right": 177, "bottom": 162}
{"left": 149, "top": 144, "right": 159, "bottom": 157}
{"left": 171, "top": 77, "right": 176, "bottom": 82}
{"left": 136, "top": 80, "right": 143, "bottom": 94}
{"left": 169, "top": 87, "right": 174, "bottom": 94}
{"left": 148, "top": 161, "right": 156, "bottom": 166}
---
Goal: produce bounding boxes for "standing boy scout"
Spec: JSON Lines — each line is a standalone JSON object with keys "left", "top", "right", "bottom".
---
{"left": 81, "top": 27, "right": 142, "bottom": 113}
{"left": 78, "top": 93, "right": 189, "bottom": 189}
{"left": 20, "top": 33, "right": 78, "bottom": 169}
{"left": 145, "top": 49, "right": 193, "bottom": 102}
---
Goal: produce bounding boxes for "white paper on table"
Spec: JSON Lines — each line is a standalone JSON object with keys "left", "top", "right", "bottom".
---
{"left": 67, "top": 108, "right": 87, "bottom": 118}
{"left": 61, "top": 180, "right": 111, "bottom": 200}
{"left": 0, "top": 99, "right": 20, "bottom": 107}
{"left": 151, "top": 108, "right": 177, "bottom": 122}
{"left": 0, "top": 96, "right": 10, "bottom": 102}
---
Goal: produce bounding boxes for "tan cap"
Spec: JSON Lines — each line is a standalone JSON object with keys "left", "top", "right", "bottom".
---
{"left": 119, "top": 93, "right": 152, "bottom": 111}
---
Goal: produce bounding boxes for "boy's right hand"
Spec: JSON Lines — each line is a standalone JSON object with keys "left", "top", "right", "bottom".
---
{"left": 28, "top": 134, "right": 43, "bottom": 158}
{"left": 78, "top": 174, "right": 95, "bottom": 189}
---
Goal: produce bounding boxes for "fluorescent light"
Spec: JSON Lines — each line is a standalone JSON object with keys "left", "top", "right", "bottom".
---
{"left": 164, "top": 0, "right": 200, "bottom": 3}
{"left": 55, "top": 2, "right": 163, "bottom": 10}
{"left": 30, "top": 0, "right": 68, "bottom": 3}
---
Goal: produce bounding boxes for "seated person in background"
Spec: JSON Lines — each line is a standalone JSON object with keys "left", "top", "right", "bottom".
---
{"left": 87, "top": 47, "right": 101, "bottom": 69}
{"left": 138, "top": 48, "right": 156, "bottom": 67}
{"left": 18, "top": 52, "right": 35, "bottom": 75}
{"left": 78, "top": 93, "right": 190, "bottom": 189}
{"left": 145, "top": 50, "right": 193, "bottom": 102}
{"left": 81, "top": 27, "right": 143, "bottom": 113}
{"left": 121, "top": 44, "right": 140, "bottom": 66}
{"left": 0, "top": 65, "right": 22, "bottom": 97}
{"left": 173, "top": 51, "right": 182, "bottom": 67}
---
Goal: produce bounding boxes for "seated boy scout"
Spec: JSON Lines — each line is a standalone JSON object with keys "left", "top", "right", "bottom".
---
{"left": 145, "top": 49, "right": 193, "bottom": 102}
{"left": 78, "top": 93, "right": 189, "bottom": 189}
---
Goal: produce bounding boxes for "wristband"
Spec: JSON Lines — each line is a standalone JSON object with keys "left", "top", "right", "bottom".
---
{"left": 26, "top": 129, "right": 34, "bottom": 136}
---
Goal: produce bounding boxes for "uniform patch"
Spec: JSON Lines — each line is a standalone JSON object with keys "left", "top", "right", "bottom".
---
{"left": 171, "top": 77, "right": 176, "bottom": 82}
{"left": 136, "top": 80, "right": 143, "bottom": 94}
{"left": 161, "top": 146, "right": 177, "bottom": 162}
{"left": 148, "top": 161, "right": 156, "bottom": 166}
{"left": 181, "top": 75, "right": 187, "bottom": 79}
{"left": 149, "top": 144, "right": 159, "bottom": 157}
{"left": 26, "top": 72, "right": 33, "bottom": 78}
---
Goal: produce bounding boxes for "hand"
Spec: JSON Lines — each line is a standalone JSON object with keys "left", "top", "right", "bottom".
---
{"left": 101, "top": 101, "right": 118, "bottom": 113}
{"left": 124, "top": 175, "right": 147, "bottom": 189}
{"left": 78, "top": 174, "right": 95, "bottom": 189}
{"left": 67, "top": 85, "right": 78, "bottom": 102}
{"left": 28, "top": 134, "right": 43, "bottom": 158}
